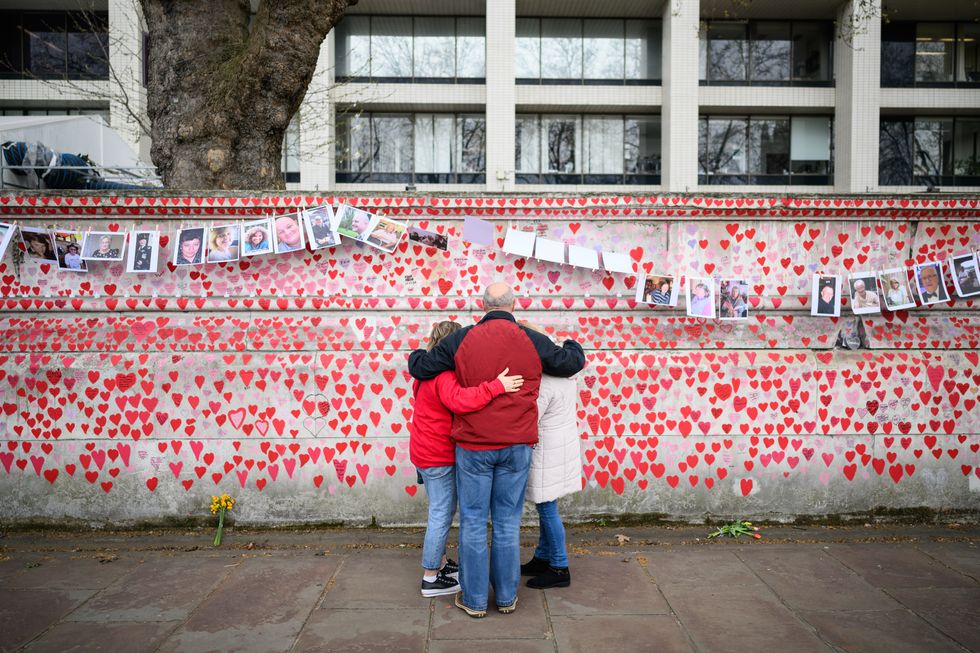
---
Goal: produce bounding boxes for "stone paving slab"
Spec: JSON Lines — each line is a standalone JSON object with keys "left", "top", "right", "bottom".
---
{"left": 545, "top": 553, "right": 670, "bottom": 616}
{"left": 156, "top": 555, "right": 339, "bottom": 653}
{"left": 4, "top": 555, "right": 139, "bottom": 591}
{"left": 318, "top": 549, "right": 422, "bottom": 610}
{"left": 0, "top": 589, "right": 96, "bottom": 653}
{"left": 551, "top": 614, "right": 694, "bottom": 653}
{"left": 429, "top": 589, "right": 551, "bottom": 639}
{"left": 21, "top": 620, "right": 180, "bottom": 653}
{"left": 798, "top": 609, "right": 966, "bottom": 653}
{"left": 886, "top": 587, "right": 980, "bottom": 652}
{"left": 292, "top": 608, "right": 429, "bottom": 653}
{"left": 825, "top": 543, "right": 977, "bottom": 589}
{"left": 915, "top": 541, "right": 980, "bottom": 580}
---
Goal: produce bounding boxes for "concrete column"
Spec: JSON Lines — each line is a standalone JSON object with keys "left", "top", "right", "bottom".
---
{"left": 298, "top": 30, "right": 336, "bottom": 191}
{"left": 108, "top": 0, "right": 149, "bottom": 161}
{"left": 661, "top": 0, "right": 700, "bottom": 192}
{"left": 834, "top": 0, "right": 881, "bottom": 193}
{"left": 485, "top": 0, "right": 516, "bottom": 192}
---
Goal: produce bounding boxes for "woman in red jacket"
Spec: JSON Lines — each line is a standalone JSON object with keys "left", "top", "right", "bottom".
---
{"left": 411, "top": 321, "right": 524, "bottom": 597}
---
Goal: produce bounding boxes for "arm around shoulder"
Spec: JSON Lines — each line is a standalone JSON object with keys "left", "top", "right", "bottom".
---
{"left": 407, "top": 329, "right": 466, "bottom": 380}
{"left": 527, "top": 330, "right": 585, "bottom": 378}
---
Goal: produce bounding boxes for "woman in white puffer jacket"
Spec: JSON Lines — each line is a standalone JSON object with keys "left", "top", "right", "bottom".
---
{"left": 521, "top": 372, "right": 582, "bottom": 589}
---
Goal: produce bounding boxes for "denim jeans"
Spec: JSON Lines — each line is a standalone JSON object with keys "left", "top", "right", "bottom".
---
{"left": 455, "top": 444, "right": 532, "bottom": 610}
{"left": 418, "top": 465, "right": 457, "bottom": 570}
{"left": 533, "top": 500, "right": 569, "bottom": 568}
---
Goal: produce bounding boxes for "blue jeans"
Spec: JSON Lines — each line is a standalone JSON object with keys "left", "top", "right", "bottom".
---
{"left": 534, "top": 500, "right": 569, "bottom": 568}
{"left": 418, "top": 465, "right": 457, "bottom": 570}
{"left": 455, "top": 444, "right": 532, "bottom": 610}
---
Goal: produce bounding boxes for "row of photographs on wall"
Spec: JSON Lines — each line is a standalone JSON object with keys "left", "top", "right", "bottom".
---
{"left": 0, "top": 205, "right": 450, "bottom": 273}
{"left": 635, "top": 254, "right": 980, "bottom": 319}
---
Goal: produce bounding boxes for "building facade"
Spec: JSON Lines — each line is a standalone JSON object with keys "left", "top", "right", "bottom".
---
{"left": 1, "top": 0, "right": 978, "bottom": 192}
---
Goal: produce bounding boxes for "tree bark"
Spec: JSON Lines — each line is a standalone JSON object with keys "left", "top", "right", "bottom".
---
{"left": 140, "top": 0, "right": 353, "bottom": 190}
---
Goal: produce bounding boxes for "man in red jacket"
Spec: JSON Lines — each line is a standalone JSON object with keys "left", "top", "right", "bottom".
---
{"left": 408, "top": 282, "right": 585, "bottom": 617}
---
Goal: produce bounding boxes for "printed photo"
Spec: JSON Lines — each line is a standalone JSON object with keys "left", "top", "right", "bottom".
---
{"left": 635, "top": 274, "right": 678, "bottom": 307}
{"left": 207, "top": 223, "right": 240, "bottom": 263}
{"left": 407, "top": 226, "right": 449, "bottom": 251}
{"left": 686, "top": 277, "right": 716, "bottom": 318}
{"left": 717, "top": 279, "right": 749, "bottom": 320}
{"left": 848, "top": 272, "right": 881, "bottom": 315}
{"left": 82, "top": 231, "right": 126, "bottom": 262}
{"left": 0, "top": 223, "right": 15, "bottom": 261}
{"left": 302, "top": 206, "right": 340, "bottom": 250}
{"left": 173, "top": 227, "right": 207, "bottom": 266}
{"left": 878, "top": 268, "right": 916, "bottom": 310}
{"left": 53, "top": 231, "right": 87, "bottom": 272}
{"left": 126, "top": 231, "right": 160, "bottom": 273}
{"left": 273, "top": 213, "right": 306, "bottom": 254}
{"left": 241, "top": 218, "right": 274, "bottom": 257}
{"left": 365, "top": 216, "right": 408, "bottom": 254}
{"left": 335, "top": 204, "right": 380, "bottom": 242}
{"left": 949, "top": 253, "right": 980, "bottom": 298}
{"left": 20, "top": 227, "right": 58, "bottom": 262}
{"left": 913, "top": 262, "right": 949, "bottom": 305}
{"left": 811, "top": 274, "right": 841, "bottom": 317}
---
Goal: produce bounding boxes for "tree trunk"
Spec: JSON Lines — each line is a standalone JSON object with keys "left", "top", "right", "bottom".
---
{"left": 140, "top": 0, "right": 353, "bottom": 190}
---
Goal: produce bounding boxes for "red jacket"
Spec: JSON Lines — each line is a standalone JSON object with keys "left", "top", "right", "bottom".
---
{"left": 409, "top": 371, "right": 505, "bottom": 468}
{"left": 408, "top": 311, "right": 586, "bottom": 451}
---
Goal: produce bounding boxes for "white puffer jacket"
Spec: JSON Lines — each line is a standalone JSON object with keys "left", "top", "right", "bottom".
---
{"left": 525, "top": 375, "right": 582, "bottom": 504}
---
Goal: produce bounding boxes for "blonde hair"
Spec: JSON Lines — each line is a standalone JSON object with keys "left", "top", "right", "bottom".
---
{"left": 210, "top": 227, "right": 231, "bottom": 250}
{"left": 427, "top": 321, "right": 461, "bottom": 350}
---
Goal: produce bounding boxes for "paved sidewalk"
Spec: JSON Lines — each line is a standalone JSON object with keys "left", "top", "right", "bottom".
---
{"left": 1, "top": 525, "right": 978, "bottom": 652}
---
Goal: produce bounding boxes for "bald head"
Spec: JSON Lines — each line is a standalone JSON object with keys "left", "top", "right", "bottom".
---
{"left": 483, "top": 282, "right": 515, "bottom": 313}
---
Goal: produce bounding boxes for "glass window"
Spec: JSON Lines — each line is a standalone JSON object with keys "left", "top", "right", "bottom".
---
{"left": 541, "top": 19, "right": 582, "bottom": 79}
{"left": 792, "top": 22, "right": 832, "bottom": 81}
{"left": 707, "top": 23, "right": 748, "bottom": 81}
{"left": 543, "top": 115, "right": 578, "bottom": 173}
{"left": 371, "top": 16, "right": 413, "bottom": 78}
{"left": 701, "top": 117, "right": 749, "bottom": 176}
{"left": 516, "top": 18, "right": 541, "bottom": 79}
{"left": 0, "top": 15, "right": 23, "bottom": 76}
{"left": 625, "top": 116, "right": 661, "bottom": 175}
{"left": 456, "top": 18, "right": 485, "bottom": 78}
{"left": 583, "top": 116, "right": 624, "bottom": 174}
{"left": 913, "top": 118, "right": 954, "bottom": 178}
{"left": 23, "top": 13, "right": 67, "bottom": 77}
{"left": 626, "top": 20, "right": 661, "bottom": 80}
{"left": 790, "top": 116, "right": 832, "bottom": 174}
{"left": 952, "top": 119, "right": 980, "bottom": 180}
{"left": 67, "top": 12, "right": 108, "bottom": 78}
{"left": 336, "top": 16, "right": 370, "bottom": 78}
{"left": 749, "top": 117, "right": 790, "bottom": 174}
{"left": 516, "top": 115, "right": 541, "bottom": 173}
{"left": 879, "top": 120, "right": 915, "bottom": 185}
{"left": 584, "top": 20, "right": 624, "bottom": 80}
{"left": 749, "top": 22, "right": 791, "bottom": 81}
{"left": 916, "top": 23, "right": 955, "bottom": 83}
{"left": 414, "top": 17, "right": 455, "bottom": 79}
{"left": 372, "top": 114, "right": 414, "bottom": 172}
{"left": 458, "top": 115, "right": 486, "bottom": 173}
{"left": 958, "top": 23, "right": 980, "bottom": 83}
{"left": 414, "top": 114, "right": 454, "bottom": 173}
{"left": 881, "top": 22, "right": 915, "bottom": 86}
{"left": 336, "top": 113, "right": 372, "bottom": 178}
{"left": 281, "top": 115, "right": 300, "bottom": 182}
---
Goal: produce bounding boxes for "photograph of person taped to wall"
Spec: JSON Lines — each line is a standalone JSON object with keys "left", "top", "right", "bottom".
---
{"left": 126, "top": 231, "right": 159, "bottom": 273}
{"left": 718, "top": 279, "right": 749, "bottom": 320}
{"left": 335, "top": 204, "right": 379, "bottom": 242}
{"left": 686, "top": 277, "right": 715, "bottom": 318}
{"left": 241, "top": 219, "right": 274, "bottom": 257}
{"left": 20, "top": 227, "right": 58, "bottom": 262}
{"left": 878, "top": 268, "right": 916, "bottom": 310}
{"left": 635, "top": 273, "right": 677, "bottom": 307}
{"left": 407, "top": 226, "right": 449, "bottom": 251}
{"left": 949, "top": 253, "right": 980, "bottom": 298}
{"left": 365, "top": 216, "right": 408, "bottom": 254}
{"left": 273, "top": 213, "right": 306, "bottom": 254}
{"left": 913, "top": 262, "right": 949, "bottom": 305}
{"left": 303, "top": 206, "right": 340, "bottom": 250}
{"left": 173, "top": 227, "right": 206, "bottom": 266}
{"left": 0, "top": 223, "right": 17, "bottom": 261}
{"left": 848, "top": 272, "right": 881, "bottom": 315}
{"left": 82, "top": 232, "right": 126, "bottom": 261}
{"left": 54, "top": 231, "right": 86, "bottom": 272}
{"left": 811, "top": 274, "right": 841, "bottom": 317}
{"left": 207, "top": 224, "right": 240, "bottom": 263}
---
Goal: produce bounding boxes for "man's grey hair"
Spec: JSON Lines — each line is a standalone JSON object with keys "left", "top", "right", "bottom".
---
{"left": 483, "top": 285, "right": 515, "bottom": 309}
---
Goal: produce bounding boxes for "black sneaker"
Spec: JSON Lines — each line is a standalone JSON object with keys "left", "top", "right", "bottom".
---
{"left": 520, "top": 556, "right": 550, "bottom": 576}
{"left": 527, "top": 566, "right": 570, "bottom": 589}
{"left": 421, "top": 570, "right": 461, "bottom": 597}
{"left": 442, "top": 558, "right": 460, "bottom": 579}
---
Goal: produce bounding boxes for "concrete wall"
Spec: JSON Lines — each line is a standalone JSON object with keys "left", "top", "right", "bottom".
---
{"left": 0, "top": 192, "right": 978, "bottom": 526}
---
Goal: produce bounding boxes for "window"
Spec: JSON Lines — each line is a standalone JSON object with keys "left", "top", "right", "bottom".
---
{"left": 335, "top": 16, "right": 485, "bottom": 82}
{"left": 281, "top": 116, "right": 300, "bottom": 184}
{"left": 0, "top": 107, "right": 110, "bottom": 124}
{"left": 880, "top": 117, "right": 980, "bottom": 186}
{"left": 881, "top": 22, "right": 980, "bottom": 87}
{"left": 700, "top": 20, "right": 832, "bottom": 85}
{"left": 516, "top": 114, "right": 661, "bottom": 184}
{"left": 516, "top": 18, "right": 661, "bottom": 84}
{"left": 0, "top": 11, "right": 108, "bottom": 79}
{"left": 336, "top": 113, "right": 485, "bottom": 184}
{"left": 699, "top": 115, "right": 832, "bottom": 184}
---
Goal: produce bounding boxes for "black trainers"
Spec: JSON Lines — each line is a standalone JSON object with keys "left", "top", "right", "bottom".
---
{"left": 421, "top": 570, "right": 461, "bottom": 597}
{"left": 527, "top": 566, "right": 571, "bottom": 589}
{"left": 442, "top": 558, "right": 460, "bottom": 579}
{"left": 520, "top": 556, "right": 550, "bottom": 576}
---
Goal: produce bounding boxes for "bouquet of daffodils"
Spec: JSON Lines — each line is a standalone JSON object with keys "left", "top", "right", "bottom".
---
{"left": 707, "top": 520, "right": 761, "bottom": 539}
{"left": 210, "top": 494, "right": 235, "bottom": 546}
